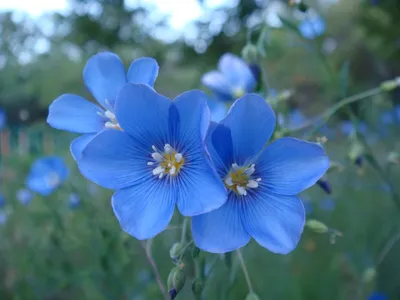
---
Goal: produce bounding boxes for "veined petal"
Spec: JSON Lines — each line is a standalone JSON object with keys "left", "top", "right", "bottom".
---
{"left": 112, "top": 181, "right": 176, "bottom": 240}
{"left": 218, "top": 53, "right": 256, "bottom": 92}
{"left": 176, "top": 154, "right": 227, "bottom": 216}
{"left": 207, "top": 122, "right": 233, "bottom": 176}
{"left": 83, "top": 52, "right": 126, "bottom": 108}
{"left": 70, "top": 133, "right": 96, "bottom": 161}
{"left": 256, "top": 137, "right": 329, "bottom": 195}
{"left": 171, "top": 90, "right": 210, "bottom": 147}
{"left": 201, "top": 71, "right": 233, "bottom": 99}
{"left": 221, "top": 94, "right": 276, "bottom": 164}
{"left": 192, "top": 197, "right": 250, "bottom": 253}
{"left": 127, "top": 57, "right": 159, "bottom": 87}
{"left": 242, "top": 192, "right": 305, "bottom": 254}
{"left": 47, "top": 94, "right": 105, "bottom": 134}
{"left": 115, "top": 83, "right": 170, "bottom": 147}
{"left": 80, "top": 129, "right": 149, "bottom": 189}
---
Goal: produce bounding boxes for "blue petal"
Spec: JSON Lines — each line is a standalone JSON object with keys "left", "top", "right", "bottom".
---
{"left": 47, "top": 94, "right": 105, "bottom": 134}
{"left": 221, "top": 94, "right": 276, "bottom": 164}
{"left": 176, "top": 155, "right": 227, "bottom": 216}
{"left": 80, "top": 129, "right": 148, "bottom": 190}
{"left": 70, "top": 133, "right": 96, "bottom": 161}
{"left": 171, "top": 90, "right": 210, "bottom": 146}
{"left": 201, "top": 71, "right": 233, "bottom": 100}
{"left": 242, "top": 193, "right": 305, "bottom": 254}
{"left": 218, "top": 53, "right": 256, "bottom": 92}
{"left": 112, "top": 182, "right": 176, "bottom": 240}
{"left": 127, "top": 57, "right": 159, "bottom": 87}
{"left": 192, "top": 197, "right": 251, "bottom": 253}
{"left": 207, "top": 122, "right": 234, "bottom": 176}
{"left": 83, "top": 52, "right": 126, "bottom": 109}
{"left": 115, "top": 83, "right": 170, "bottom": 147}
{"left": 256, "top": 137, "right": 329, "bottom": 195}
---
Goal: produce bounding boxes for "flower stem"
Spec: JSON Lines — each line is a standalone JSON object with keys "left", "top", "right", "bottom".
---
{"left": 236, "top": 249, "right": 254, "bottom": 293}
{"left": 140, "top": 240, "right": 169, "bottom": 300}
{"left": 181, "top": 218, "right": 189, "bottom": 244}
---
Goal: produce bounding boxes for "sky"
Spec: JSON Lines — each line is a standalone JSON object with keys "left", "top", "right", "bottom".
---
{"left": 0, "top": 0, "right": 235, "bottom": 31}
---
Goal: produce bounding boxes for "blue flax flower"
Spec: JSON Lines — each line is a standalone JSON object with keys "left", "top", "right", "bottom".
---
{"left": 298, "top": 16, "right": 326, "bottom": 40}
{"left": 16, "top": 188, "right": 33, "bottom": 205}
{"left": 47, "top": 52, "right": 159, "bottom": 160}
{"left": 192, "top": 94, "right": 329, "bottom": 254}
{"left": 340, "top": 120, "right": 368, "bottom": 136}
{"left": 368, "top": 292, "right": 387, "bottom": 300}
{"left": 0, "top": 193, "right": 5, "bottom": 208}
{"left": 26, "top": 156, "right": 69, "bottom": 196}
{"left": 79, "top": 84, "right": 227, "bottom": 240}
{"left": 0, "top": 108, "right": 6, "bottom": 130}
{"left": 202, "top": 53, "right": 256, "bottom": 102}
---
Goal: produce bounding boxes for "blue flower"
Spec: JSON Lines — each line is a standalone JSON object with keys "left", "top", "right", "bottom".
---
{"left": 68, "top": 193, "right": 80, "bottom": 209}
{"left": 368, "top": 292, "right": 387, "bottom": 300}
{"left": 0, "top": 193, "right": 5, "bottom": 208}
{"left": 340, "top": 121, "right": 368, "bottom": 136}
{"left": 26, "top": 156, "right": 69, "bottom": 196}
{"left": 395, "top": 105, "right": 400, "bottom": 123}
{"left": 79, "top": 84, "right": 227, "bottom": 240}
{"left": 191, "top": 94, "right": 330, "bottom": 254}
{"left": 16, "top": 188, "right": 33, "bottom": 205}
{"left": 47, "top": 52, "right": 159, "bottom": 161}
{"left": 380, "top": 110, "right": 395, "bottom": 125}
{"left": 0, "top": 108, "right": 6, "bottom": 130}
{"left": 298, "top": 16, "right": 326, "bottom": 40}
{"left": 202, "top": 53, "right": 256, "bottom": 102}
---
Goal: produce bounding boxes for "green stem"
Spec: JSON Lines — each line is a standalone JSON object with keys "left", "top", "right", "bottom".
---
{"left": 180, "top": 218, "right": 189, "bottom": 244}
{"left": 236, "top": 249, "right": 254, "bottom": 293}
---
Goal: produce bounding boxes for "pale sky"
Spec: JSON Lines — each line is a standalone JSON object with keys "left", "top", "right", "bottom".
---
{"left": 0, "top": 0, "right": 236, "bottom": 31}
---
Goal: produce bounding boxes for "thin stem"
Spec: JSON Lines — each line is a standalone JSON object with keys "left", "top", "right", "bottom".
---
{"left": 376, "top": 230, "right": 400, "bottom": 266}
{"left": 236, "top": 249, "right": 254, "bottom": 293}
{"left": 180, "top": 218, "right": 189, "bottom": 244}
{"left": 140, "top": 240, "right": 169, "bottom": 300}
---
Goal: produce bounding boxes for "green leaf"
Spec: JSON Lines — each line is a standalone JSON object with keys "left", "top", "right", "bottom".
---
{"left": 278, "top": 15, "right": 301, "bottom": 36}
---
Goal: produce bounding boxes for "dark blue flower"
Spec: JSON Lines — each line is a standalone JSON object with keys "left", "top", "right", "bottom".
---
{"left": 191, "top": 94, "right": 330, "bottom": 254}
{"left": 26, "top": 156, "right": 69, "bottom": 196}
{"left": 16, "top": 188, "right": 33, "bottom": 205}
{"left": 47, "top": 52, "right": 159, "bottom": 161}
{"left": 368, "top": 292, "right": 387, "bottom": 300}
{"left": 0, "top": 108, "right": 6, "bottom": 130}
{"left": 68, "top": 193, "right": 80, "bottom": 209}
{"left": 79, "top": 84, "right": 227, "bottom": 240}
{"left": 298, "top": 16, "right": 326, "bottom": 40}
{"left": 202, "top": 53, "right": 256, "bottom": 102}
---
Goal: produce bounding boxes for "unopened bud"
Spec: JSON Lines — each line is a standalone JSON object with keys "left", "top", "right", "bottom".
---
{"left": 167, "top": 267, "right": 186, "bottom": 299}
{"left": 348, "top": 142, "right": 365, "bottom": 167}
{"left": 224, "top": 252, "right": 232, "bottom": 269}
{"left": 380, "top": 77, "right": 400, "bottom": 92}
{"left": 191, "top": 278, "right": 203, "bottom": 296}
{"left": 317, "top": 178, "right": 332, "bottom": 194}
{"left": 388, "top": 152, "right": 400, "bottom": 165}
{"left": 191, "top": 246, "right": 200, "bottom": 259}
{"left": 297, "top": 2, "right": 309, "bottom": 12}
{"left": 361, "top": 267, "right": 376, "bottom": 284}
{"left": 306, "top": 219, "right": 329, "bottom": 234}
{"left": 241, "top": 44, "right": 259, "bottom": 64}
{"left": 169, "top": 242, "right": 183, "bottom": 262}
{"left": 245, "top": 292, "right": 261, "bottom": 300}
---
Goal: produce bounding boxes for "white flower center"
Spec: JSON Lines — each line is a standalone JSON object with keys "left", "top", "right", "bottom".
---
{"left": 224, "top": 163, "right": 261, "bottom": 196}
{"left": 97, "top": 99, "right": 121, "bottom": 130}
{"left": 148, "top": 144, "right": 185, "bottom": 179}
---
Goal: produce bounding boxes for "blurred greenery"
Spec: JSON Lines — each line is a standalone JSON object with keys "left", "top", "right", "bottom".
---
{"left": 1, "top": 0, "right": 400, "bottom": 299}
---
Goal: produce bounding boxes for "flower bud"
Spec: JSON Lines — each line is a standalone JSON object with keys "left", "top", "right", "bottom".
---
{"left": 380, "top": 77, "right": 400, "bottom": 92}
{"left": 191, "top": 246, "right": 200, "bottom": 259}
{"left": 241, "top": 44, "right": 259, "bottom": 64}
{"left": 245, "top": 292, "right": 261, "bottom": 300}
{"left": 306, "top": 219, "right": 329, "bottom": 234}
{"left": 191, "top": 278, "right": 203, "bottom": 296}
{"left": 361, "top": 267, "right": 376, "bottom": 284}
{"left": 167, "top": 267, "right": 186, "bottom": 299}
{"left": 348, "top": 142, "right": 365, "bottom": 168}
{"left": 297, "top": 2, "right": 309, "bottom": 12}
{"left": 317, "top": 177, "right": 332, "bottom": 194}
{"left": 169, "top": 242, "right": 183, "bottom": 261}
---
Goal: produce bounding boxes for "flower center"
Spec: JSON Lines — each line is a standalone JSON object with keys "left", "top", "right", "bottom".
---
{"left": 97, "top": 99, "right": 122, "bottom": 130}
{"left": 232, "top": 87, "right": 245, "bottom": 99}
{"left": 224, "top": 163, "right": 261, "bottom": 196}
{"left": 148, "top": 144, "right": 185, "bottom": 179}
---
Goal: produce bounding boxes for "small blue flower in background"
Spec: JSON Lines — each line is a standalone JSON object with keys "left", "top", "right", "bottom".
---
{"left": 68, "top": 193, "right": 80, "bottom": 209}
{"left": 26, "top": 156, "right": 69, "bottom": 196}
{"left": 0, "top": 108, "right": 6, "bottom": 130}
{"left": 380, "top": 110, "right": 395, "bottom": 125}
{"left": 394, "top": 105, "right": 400, "bottom": 123}
{"left": 208, "top": 98, "right": 227, "bottom": 122}
{"left": 0, "top": 211, "right": 8, "bottom": 225}
{"left": 191, "top": 94, "right": 330, "bottom": 254}
{"left": 202, "top": 53, "right": 256, "bottom": 102}
{"left": 285, "top": 109, "right": 307, "bottom": 130}
{"left": 367, "top": 292, "right": 387, "bottom": 300}
{"left": 298, "top": 16, "right": 326, "bottom": 40}
{"left": 340, "top": 120, "right": 368, "bottom": 136}
{"left": 319, "top": 197, "right": 336, "bottom": 212}
{"left": 0, "top": 193, "right": 5, "bottom": 208}
{"left": 79, "top": 84, "right": 227, "bottom": 240}
{"left": 16, "top": 188, "right": 33, "bottom": 205}
{"left": 47, "top": 52, "right": 159, "bottom": 161}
